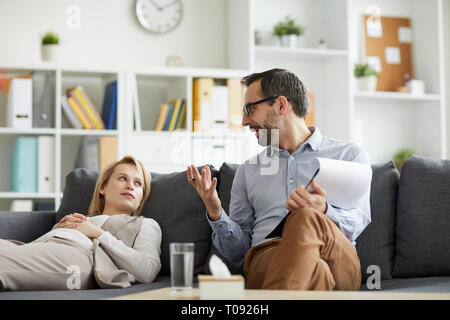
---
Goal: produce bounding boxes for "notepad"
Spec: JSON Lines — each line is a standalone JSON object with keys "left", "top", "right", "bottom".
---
{"left": 265, "top": 157, "right": 373, "bottom": 239}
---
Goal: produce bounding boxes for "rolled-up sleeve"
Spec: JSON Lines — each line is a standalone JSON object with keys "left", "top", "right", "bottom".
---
{"left": 208, "top": 165, "right": 254, "bottom": 267}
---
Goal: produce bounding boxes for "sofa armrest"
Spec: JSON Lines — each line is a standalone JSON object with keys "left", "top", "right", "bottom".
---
{"left": 0, "top": 211, "right": 56, "bottom": 243}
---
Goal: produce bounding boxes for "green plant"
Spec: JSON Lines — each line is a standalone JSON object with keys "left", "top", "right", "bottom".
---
{"left": 42, "top": 32, "right": 59, "bottom": 45}
{"left": 393, "top": 148, "right": 414, "bottom": 164}
{"left": 273, "top": 16, "right": 305, "bottom": 37}
{"left": 354, "top": 63, "right": 378, "bottom": 78}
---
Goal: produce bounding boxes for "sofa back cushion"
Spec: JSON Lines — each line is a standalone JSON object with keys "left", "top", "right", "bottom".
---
{"left": 393, "top": 155, "right": 450, "bottom": 277}
{"left": 0, "top": 211, "right": 56, "bottom": 242}
{"left": 204, "top": 162, "right": 243, "bottom": 275}
{"left": 56, "top": 168, "right": 98, "bottom": 222}
{"left": 142, "top": 167, "right": 219, "bottom": 276}
{"left": 356, "top": 161, "right": 399, "bottom": 281}
{"left": 211, "top": 162, "right": 400, "bottom": 282}
{"left": 57, "top": 166, "right": 218, "bottom": 277}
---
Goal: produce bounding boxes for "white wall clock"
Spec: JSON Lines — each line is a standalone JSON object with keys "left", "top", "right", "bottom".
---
{"left": 136, "top": 0, "right": 184, "bottom": 34}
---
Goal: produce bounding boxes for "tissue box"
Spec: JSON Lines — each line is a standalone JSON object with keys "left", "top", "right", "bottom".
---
{"left": 198, "top": 275, "right": 245, "bottom": 300}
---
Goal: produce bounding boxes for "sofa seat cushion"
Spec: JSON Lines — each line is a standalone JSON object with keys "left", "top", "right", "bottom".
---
{"left": 356, "top": 161, "right": 399, "bottom": 281}
{"left": 393, "top": 155, "right": 450, "bottom": 277}
{"left": 0, "top": 276, "right": 171, "bottom": 300}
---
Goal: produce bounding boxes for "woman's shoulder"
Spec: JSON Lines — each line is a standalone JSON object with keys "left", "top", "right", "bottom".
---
{"left": 141, "top": 216, "right": 161, "bottom": 231}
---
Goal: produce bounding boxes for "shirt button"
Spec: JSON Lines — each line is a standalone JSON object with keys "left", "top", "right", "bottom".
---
{"left": 220, "top": 222, "right": 226, "bottom": 227}
{"left": 289, "top": 178, "right": 294, "bottom": 184}
{"left": 290, "top": 155, "right": 294, "bottom": 161}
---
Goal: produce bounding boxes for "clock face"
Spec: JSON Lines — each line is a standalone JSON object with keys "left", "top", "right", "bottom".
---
{"left": 136, "top": 0, "right": 183, "bottom": 34}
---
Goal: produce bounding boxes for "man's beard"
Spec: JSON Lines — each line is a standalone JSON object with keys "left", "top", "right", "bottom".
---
{"left": 257, "top": 109, "right": 279, "bottom": 147}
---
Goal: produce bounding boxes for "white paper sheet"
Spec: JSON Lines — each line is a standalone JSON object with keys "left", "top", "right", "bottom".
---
{"left": 385, "top": 47, "right": 401, "bottom": 64}
{"left": 366, "top": 19, "right": 382, "bottom": 38}
{"left": 398, "top": 27, "right": 412, "bottom": 43}
{"left": 367, "top": 56, "right": 382, "bottom": 73}
{"left": 306, "top": 157, "right": 372, "bottom": 209}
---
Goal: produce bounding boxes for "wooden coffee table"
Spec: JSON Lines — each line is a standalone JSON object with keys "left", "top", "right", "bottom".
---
{"left": 110, "top": 287, "right": 450, "bottom": 300}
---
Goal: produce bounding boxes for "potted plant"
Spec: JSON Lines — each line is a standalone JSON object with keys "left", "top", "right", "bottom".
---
{"left": 41, "top": 31, "right": 60, "bottom": 62}
{"left": 393, "top": 148, "right": 414, "bottom": 174}
{"left": 273, "top": 16, "right": 305, "bottom": 48}
{"left": 318, "top": 38, "right": 327, "bottom": 49}
{"left": 354, "top": 63, "right": 378, "bottom": 91}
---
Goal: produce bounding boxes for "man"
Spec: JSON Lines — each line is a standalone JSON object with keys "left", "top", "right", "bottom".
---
{"left": 187, "top": 68, "right": 371, "bottom": 290}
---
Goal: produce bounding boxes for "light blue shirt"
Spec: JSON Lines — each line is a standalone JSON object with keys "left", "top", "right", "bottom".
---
{"left": 208, "top": 127, "right": 372, "bottom": 267}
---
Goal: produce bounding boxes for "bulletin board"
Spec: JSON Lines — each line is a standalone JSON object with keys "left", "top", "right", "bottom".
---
{"left": 363, "top": 15, "right": 413, "bottom": 92}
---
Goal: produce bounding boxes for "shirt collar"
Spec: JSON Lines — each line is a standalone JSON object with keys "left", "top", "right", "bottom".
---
{"left": 267, "top": 126, "right": 323, "bottom": 157}
{"left": 304, "top": 126, "right": 322, "bottom": 152}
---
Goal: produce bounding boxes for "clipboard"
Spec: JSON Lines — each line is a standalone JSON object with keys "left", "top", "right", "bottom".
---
{"left": 265, "top": 168, "right": 319, "bottom": 239}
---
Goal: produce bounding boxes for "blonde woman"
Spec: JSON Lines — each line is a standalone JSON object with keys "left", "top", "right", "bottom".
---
{"left": 0, "top": 156, "right": 161, "bottom": 291}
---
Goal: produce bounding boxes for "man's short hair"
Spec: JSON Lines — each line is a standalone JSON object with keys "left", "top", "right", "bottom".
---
{"left": 241, "top": 68, "right": 309, "bottom": 118}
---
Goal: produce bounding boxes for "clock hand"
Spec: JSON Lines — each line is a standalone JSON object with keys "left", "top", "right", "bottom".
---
{"left": 150, "top": 0, "right": 163, "bottom": 11}
{"left": 160, "top": 0, "right": 179, "bottom": 10}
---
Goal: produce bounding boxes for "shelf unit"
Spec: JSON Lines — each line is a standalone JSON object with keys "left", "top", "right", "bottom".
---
{"left": 124, "top": 67, "right": 258, "bottom": 173}
{"left": 248, "top": 0, "right": 447, "bottom": 163}
{"left": 0, "top": 64, "right": 122, "bottom": 211}
{"left": 0, "top": 0, "right": 448, "bottom": 210}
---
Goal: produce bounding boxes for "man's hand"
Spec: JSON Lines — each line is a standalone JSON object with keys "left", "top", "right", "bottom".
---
{"left": 286, "top": 179, "right": 328, "bottom": 213}
{"left": 187, "top": 165, "right": 222, "bottom": 221}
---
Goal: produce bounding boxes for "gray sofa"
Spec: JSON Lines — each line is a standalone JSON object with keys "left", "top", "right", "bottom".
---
{"left": 0, "top": 155, "right": 449, "bottom": 300}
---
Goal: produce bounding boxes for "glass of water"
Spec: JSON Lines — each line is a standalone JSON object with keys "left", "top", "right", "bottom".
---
{"left": 170, "top": 242, "right": 195, "bottom": 291}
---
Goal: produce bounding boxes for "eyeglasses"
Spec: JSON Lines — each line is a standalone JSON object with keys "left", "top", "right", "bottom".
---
{"left": 243, "top": 96, "right": 279, "bottom": 117}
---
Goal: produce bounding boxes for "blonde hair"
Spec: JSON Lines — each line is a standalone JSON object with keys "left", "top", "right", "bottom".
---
{"left": 88, "top": 156, "right": 151, "bottom": 217}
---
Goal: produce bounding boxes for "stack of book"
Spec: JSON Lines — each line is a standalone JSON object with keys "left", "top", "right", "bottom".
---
{"left": 61, "top": 82, "right": 117, "bottom": 130}
{"left": 153, "top": 98, "right": 186, "bottom": 131}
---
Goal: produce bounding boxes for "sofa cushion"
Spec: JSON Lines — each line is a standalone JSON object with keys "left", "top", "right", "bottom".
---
{"left": 142, "top": 166, "right": 219, "bottom": 276}
{"left": 356, "top": 161, "right": 399, "bottom": 281}
{"left": 56, "top": 166, "right": 218, "bottom": 277}
{"left": 393, "top": 155, "right": 450, "bottom": 277}
{"left": 217, "top": 162, "right": 240, "bottom": 215}
{"left": 0, "top": 211, "right": 56, "bottom": 242}
{"left": 204, "top": 162, "right": 243, "bottom": 275}
{"left": 56, "top": 168, "right": 99, "bottom": 222}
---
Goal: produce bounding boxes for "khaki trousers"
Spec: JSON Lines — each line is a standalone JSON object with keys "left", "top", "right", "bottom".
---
{"left": 243, "top": 208, "right": 362, "bottom": 291}
{"left": 0, "top": 237, "right": 96, "bottom": 291}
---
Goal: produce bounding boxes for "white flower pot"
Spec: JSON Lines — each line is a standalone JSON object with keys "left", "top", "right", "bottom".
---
{"left": 279, "top": 35, "right": 298, "bottom": 48}
{"left": 357, "top": 75, "right": 377, "bottom": 92}
{"left": 41, "top": 44, "right": 60, "bottom": 62}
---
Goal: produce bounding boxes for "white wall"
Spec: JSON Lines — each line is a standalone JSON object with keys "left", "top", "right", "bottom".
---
{"left": 445, "top": 0, "right": 450, "bottom": 158}
{"left": 0, "top": 0, "right": 228, "bottom": 69}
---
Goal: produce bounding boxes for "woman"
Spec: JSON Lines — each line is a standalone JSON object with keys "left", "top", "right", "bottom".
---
{"left": 0, "top": 156, "right": 161, "bottom": 291}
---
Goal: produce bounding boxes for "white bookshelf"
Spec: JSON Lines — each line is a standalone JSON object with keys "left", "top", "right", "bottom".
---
{"left": 0, "top": 0, "right": 448, "bottom": 210}
{"left": 354, "top": 91, "right": 441, "bottom": 101}
{"left": 0, "top": 64, "right": 121, "bottom": 211}
{"left": 124, "top": 67, "right": 256, "bottom": 174}
{"left": 248, "top": 0, "right": 447, "bottom": 163}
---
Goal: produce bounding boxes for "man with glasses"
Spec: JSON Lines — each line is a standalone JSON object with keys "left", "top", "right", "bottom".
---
{"left": 187, "top": 68, "right": 371, "bottom": 291}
